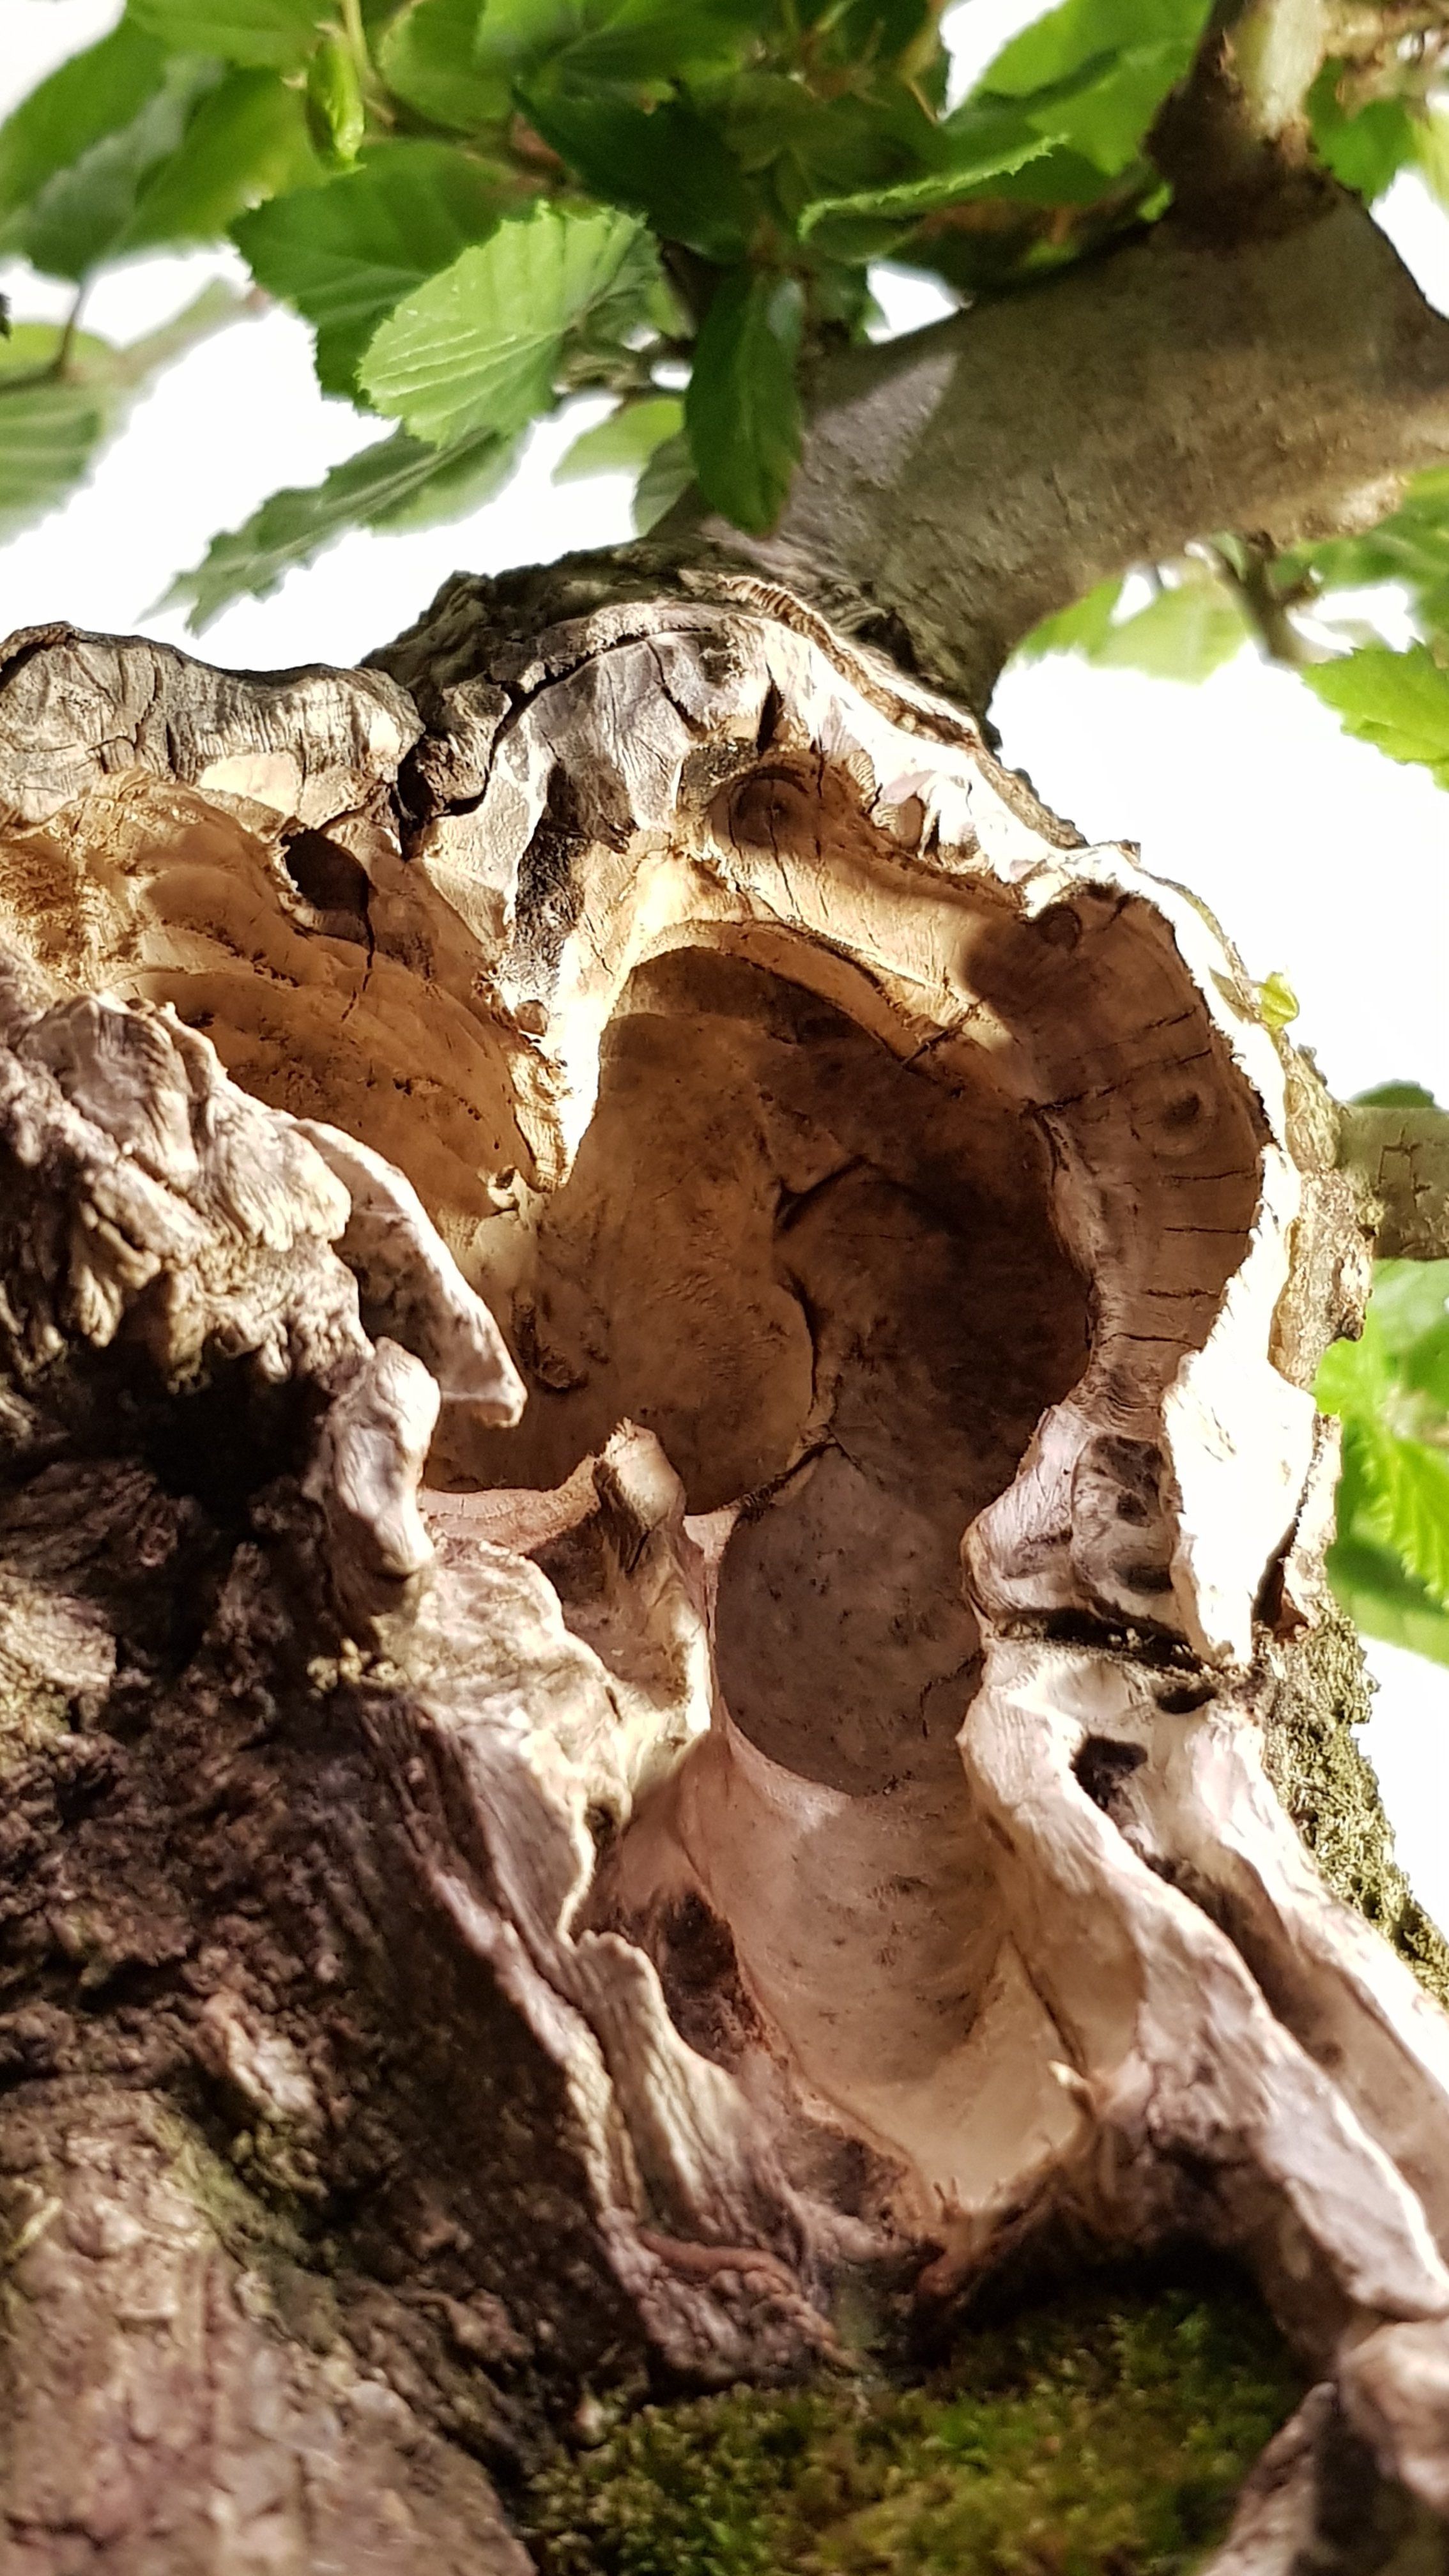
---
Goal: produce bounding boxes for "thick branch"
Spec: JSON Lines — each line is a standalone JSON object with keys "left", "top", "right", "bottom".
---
{"left": 1341, "top": 1105, "right": 1449, "bottom": 1260}
{"left": 678, "top": 197, "right": 1449, "bottom": 710}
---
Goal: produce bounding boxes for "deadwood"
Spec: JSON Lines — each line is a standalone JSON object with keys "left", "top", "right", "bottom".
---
{"left": 0, "top": 583, "right": 1445, "bottom": 2567}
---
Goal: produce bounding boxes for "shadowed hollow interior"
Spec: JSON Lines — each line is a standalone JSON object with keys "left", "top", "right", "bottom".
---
{"left": 479, "top": 947, "right": 1091, "bottom": 1796}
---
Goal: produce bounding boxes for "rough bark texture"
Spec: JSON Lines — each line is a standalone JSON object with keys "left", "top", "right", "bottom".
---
{"left": 0, "top": 578, "right": 1446, "bottom": 2567}
{"left": 1341, "top": 1104, "right": 1449, "bottom": 1262}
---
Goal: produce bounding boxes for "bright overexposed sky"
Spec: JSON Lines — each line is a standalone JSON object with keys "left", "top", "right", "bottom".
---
{"left": 3, "top": 0, "right": 1448, "bottom": 1915}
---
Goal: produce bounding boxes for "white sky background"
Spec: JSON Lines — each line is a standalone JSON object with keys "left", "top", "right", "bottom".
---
{"left": 3, "top": 0, "right": 1449, "bottom": 1912}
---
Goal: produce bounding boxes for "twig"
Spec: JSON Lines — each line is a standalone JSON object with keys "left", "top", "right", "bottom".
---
{"left": 0, "top": 285, "right": 86, "bottom": 399}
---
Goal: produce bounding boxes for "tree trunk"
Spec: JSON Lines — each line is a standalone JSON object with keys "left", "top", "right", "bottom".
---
{"left": 1, "top": 565, "right": 1448, "bottom": 2569}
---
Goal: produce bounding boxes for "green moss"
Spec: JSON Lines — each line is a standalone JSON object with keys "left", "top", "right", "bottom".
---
{"left": 525, "top": 2279, "right": 1301, "bottom": 2576}
{"left": 1264, "top": 1601, "right": 1449, "bottom": 2009}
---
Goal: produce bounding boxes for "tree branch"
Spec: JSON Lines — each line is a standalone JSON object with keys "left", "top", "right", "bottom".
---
{"left": 675, "top": 195, "right": 1449, "bottom": 712}
{"left": 1340, "top": 1104, "right": 1449, "bottom": 1260}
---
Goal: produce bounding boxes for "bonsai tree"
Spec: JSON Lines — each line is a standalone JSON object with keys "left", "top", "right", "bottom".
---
{"left": 4, "top": 1, "right": 1449, "bottom": 2566}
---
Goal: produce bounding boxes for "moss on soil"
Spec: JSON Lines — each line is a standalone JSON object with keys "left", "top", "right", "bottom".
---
{"left": 524, "top": 2277, "right": 1301, "bottom": 2576}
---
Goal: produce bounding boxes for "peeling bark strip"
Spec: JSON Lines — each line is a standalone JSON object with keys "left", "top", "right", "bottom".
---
{"left": 0, "top": 586, "right": 1446, "bottom": 2556}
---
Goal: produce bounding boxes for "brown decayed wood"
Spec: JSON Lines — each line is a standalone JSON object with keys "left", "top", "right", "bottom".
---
{"left": 0, "top": 592, "right": 1445, "bottom": 2563}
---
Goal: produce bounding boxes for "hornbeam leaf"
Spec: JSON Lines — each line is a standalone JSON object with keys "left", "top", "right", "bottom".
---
{"left": 378, "top": 0, "right": 513, "bottom": 131}
{"left": 474, "top": 0, "right": 759, "bottom": 89}
{"left": 631, "top": 428, "right": 691, "bottom": 532}
{"left": 5, "top": 56, "right": 222, "bottom": 279}
{"left": 523, "top": 89, "right": 755, "bottom": 262}
{"left": 685, "top": 268, "right": 802, "bottom": 537}
{"left": 980, "top": 0, "right": 1209, "bottom": 95}
{"left": 164, "top": 422, "right": 518, "bottom": 627}
{"left": 975, "top": 0, "right": 1214, "bottom": 176}
{"left": 122, "top": 70, "right": 323, "bottom": 248}
{"left": 235, "top": 142, "right": 510, "bottom": 396}
{"left": 1287, "top": 472, "right": 1449, "bottom": 645}
{"left": 1016, "top": 577, "right": 1124, "bottom": 659}
{"left": 1328, "top": 1535, "right": 1449, "bottom": 1670}
{"left": 128, "top": 0, "right": 329, "bottom": 71}
{"left": 0, "top": 291, "right": 246, "bottom": 538}
{"left": 1370, "top": 1260, "right": 1449, "bottom": 1411}
{"left": 1354, "top": 1082, "right": 1442, "bottom": 1111}
{"left": 359, "top": 202, "right": 654, "bottom": 448}
{"left": 1308, "top": 63, "right": 1416, "bottom": 202}
{"left": 0, "top": 20, "right": 168, "bottom": 224}
{"left": 1318, "top": 1261, "right": 1449, "bottom": 1669}
{"left": 0, "top": 337, "right": 107, "bottom": 539}
{"left": 1092, "top": 579, "right": 1250, "bottom": 681}
{"left": 553, "top": 393, "right": 682, "bottom": 481}
{"left": 799, "top": 103, "right": 1052, "bottom": 254}
{"left": 1418, "top": 109, "right": 1449, "bottom": 212}
{"left": 1302, "top": 645, "right": 1449, "bottom": 786}
{"left": 1349, "top": 1420, "right": 1449, "bottom": 1612}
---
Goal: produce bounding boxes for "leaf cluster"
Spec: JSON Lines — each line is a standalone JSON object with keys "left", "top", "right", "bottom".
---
{"left": 1020, "top": 478, "right": 1449, "bottom": 804}
{"left": 0, "top": 0, "right": 1423, "bottom": 620}
{"left": 1317, "top": 1256, "right": 1449, "bottom": 1669}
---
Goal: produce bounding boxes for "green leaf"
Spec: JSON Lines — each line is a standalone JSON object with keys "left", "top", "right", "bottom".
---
{"left": 522, "top": 88, "right": 755, "bottom": 261}
{"left": 0, "top": 19, "right": 168, "bottom": 225}
{"left": 724, "top": 71, "right": 912, "bottom": 221}
{"left": 4, "top": 55, "right": 223, "bottom": 279}
{"left": 1255, "top": 970, "right": 1299, "bottom": 1032}
{"left": 1091, "top": 578, "right": 1248, "bottom": 680}
{"left": 976, "top": 0, "right": 1214, "bottom": 177}
{"left": 0, "top": 331, "right": 107, "bottom": 540}
{"left": 553, "top": 392, "right": 682, "bottom": 480}
{"left": 1319, "top": 1261, "right": 1449, "bottom": 1667}
{"left": 981, "top": 0, "right": 1208, "bottom": 96}
{"left": 1353, "top": 1082, "right": 1442, "bottom": 1111}
{"left": 1016, "top": 577, "right": 1125, "bottom": 660}
{"left": 0, "top": 289, "right": 245, "bottom": 539}
{"left": 128, "top": 0, "right": 328, "bottom": 72}
{"left": 685, "top": 268, "right": 802, "bottom": 537}
{"left": 1418, "top": 108, "right": 1449, "bottom": 212}
{"left": 1308, "top": 62, "right": 1417, "bottom": 202}
{"left": 378, "top": 0, "right": 513, "bottom": 130}
{"left": 1349, "top": 1418, "right": 1449, "bottom": 1610}
{"left": 1328, "top": 1534, "right": 1449, "bottom": 1670}
{"left": 1288, "top": 471, "right": 1449, "bottom": 645}
{"left": 1315, "top": 1313, "right": 1393, "bottom": 1423}
{"left": 632, "top": 426, "right": 691, "bottom": 532}
{"left": 235, "top": 141, "right": 509, "bottom": 397}
{"left": 799, "top": 102, "right": 1053, "bottom": 255}
{"left": 1370, "top": 1260, "right": 1449, "bottom": 1366}
{"left": 359, "top": 201, "right": 654, "bottom": 447}
{"left": 164, "top": 421, "right": 517, "bottom": 627}
{"left": 474, "top": 0, "right": 759, "bottom": 92}
{"left": 122, "top": 69, "right": 323, "bottom": 247}
{"left": 307, "top": 34, "right": 367, "bottom": 167}
{"left": 1302, "top": 645, "right": 1449, "bottom": 786}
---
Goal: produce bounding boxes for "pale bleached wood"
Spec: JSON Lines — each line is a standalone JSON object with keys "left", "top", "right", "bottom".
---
{"left": 0, "top": 586, "right": 1443, "bottom": 2555}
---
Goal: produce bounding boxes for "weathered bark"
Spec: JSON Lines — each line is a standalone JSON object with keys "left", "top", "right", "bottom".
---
{"left": 671, "top": 195, "right": 1449, "bottom": 706}
{"left": 0, "top": 577, "right": 1446, "bottom": 2567}
{"left": 1342, "top": 1103, "right": 1449, "bottom": 1262}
